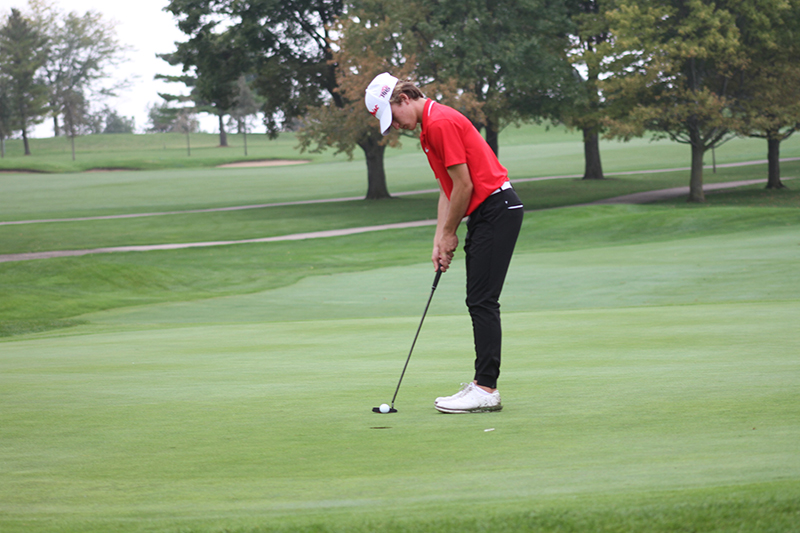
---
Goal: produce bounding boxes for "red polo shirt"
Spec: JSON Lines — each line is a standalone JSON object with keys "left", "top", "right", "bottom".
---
{"left": 419, "top": 99, "right": 508, "bottom": 215}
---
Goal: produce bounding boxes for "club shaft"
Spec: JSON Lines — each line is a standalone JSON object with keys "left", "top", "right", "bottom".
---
{"left": 390, "top": 270, "right": 441, "bottom": 408}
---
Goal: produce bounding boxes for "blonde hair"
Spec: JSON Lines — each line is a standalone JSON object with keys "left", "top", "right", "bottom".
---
{"left": 390, "top": 81, "right": 425, "bottom": 103}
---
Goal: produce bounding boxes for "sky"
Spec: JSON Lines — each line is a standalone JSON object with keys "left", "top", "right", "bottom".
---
{"left": 5, "top": 0, "right": 214, "bottom": 136}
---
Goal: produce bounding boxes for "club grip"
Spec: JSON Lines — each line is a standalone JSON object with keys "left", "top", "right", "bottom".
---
{"left": 432, "top": 267, "right": 442, "bottom": 289}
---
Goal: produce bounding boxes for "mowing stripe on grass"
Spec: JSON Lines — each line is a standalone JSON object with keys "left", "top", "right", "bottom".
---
{"left": 0, "top": 178, "right": 784, "bottom": 263}
{"left": 3, "top": 158, "right": 796, "bottom": 227}
{"left": 583, "top": 177, "right": 794, "bottom": 205}
{"left": 0, "top": 219, "right": 438, "bottom": 263}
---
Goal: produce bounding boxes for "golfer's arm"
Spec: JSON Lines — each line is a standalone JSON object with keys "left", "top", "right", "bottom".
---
{"left": 435, "top": 186, "right": 449, "bottom": 241}
{"left": 442, "top": 163, "right": 472, "bottom": 235}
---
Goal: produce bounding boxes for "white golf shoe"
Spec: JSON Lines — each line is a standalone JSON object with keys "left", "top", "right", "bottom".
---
{"left": 434, "top": 382, "right": 473, "bottom": 405}
{"left": 434, "top": 382, "right": 502, "bottom": 413}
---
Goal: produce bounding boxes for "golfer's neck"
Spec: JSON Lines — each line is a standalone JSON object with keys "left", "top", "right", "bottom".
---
{"left": 413, "top": 98, "right": 427, "bottom": 126}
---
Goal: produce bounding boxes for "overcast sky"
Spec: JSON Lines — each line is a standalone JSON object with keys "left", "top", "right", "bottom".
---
{"left": 5, "top": 0, "right": 211, "bottom": 136}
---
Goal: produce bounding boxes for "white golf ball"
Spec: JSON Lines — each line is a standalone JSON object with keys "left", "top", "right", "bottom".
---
{"left": 379, "top": 403, "right": 390, "bottom": 413}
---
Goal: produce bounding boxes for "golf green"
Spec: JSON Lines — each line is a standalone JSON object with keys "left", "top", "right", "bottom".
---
{"left": 1, "top": 219, "right": 798, "bottom": 532}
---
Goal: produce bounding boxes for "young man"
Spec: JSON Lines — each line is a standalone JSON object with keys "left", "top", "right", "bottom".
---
{"left": 365, "top": 72, "right": 523, "bottom": 413}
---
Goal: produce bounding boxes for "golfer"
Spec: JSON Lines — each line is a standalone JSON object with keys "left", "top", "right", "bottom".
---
{"left": 365, "top": 73, "right": 523, "bottom": 413}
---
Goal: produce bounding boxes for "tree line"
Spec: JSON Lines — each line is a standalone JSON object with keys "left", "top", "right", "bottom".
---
{"left": 3, "top": 0, "right": 799, "bottom": 201}
{"left": 162, "top": 0, "right": 800, "bottom": 201}
{"left": 0, "top": 0, "right": 129, "bottom": 159}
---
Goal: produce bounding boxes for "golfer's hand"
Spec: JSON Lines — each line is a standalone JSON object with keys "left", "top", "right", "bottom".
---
{"left": 434, "top": 233, "right": 458, "bottom": 272}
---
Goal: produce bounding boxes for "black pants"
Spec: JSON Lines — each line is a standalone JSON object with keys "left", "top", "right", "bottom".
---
{"left": 464, "top": 187, "right": 523, "bottom": 389}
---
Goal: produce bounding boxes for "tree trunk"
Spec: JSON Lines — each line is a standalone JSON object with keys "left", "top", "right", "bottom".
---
{"left": 186, "top": 131, "right": 191, "bottom": 156}
{"left": 22, "top": 127, "right": 31, "bottom": 156}
{"left": 70, "top": 135, "right": 76, "bottom": 161}
{"left": 218, "top": 114, "right": 228, "bottom": 147}
{"left": 688, "top": 141, "right": 705, "bottom": 202}
{"left": 359, "top": 134, "right": 390, "bottom": 200}
{"left": 582, "top": 127, "right": 604, "bottom": 180}
{"left": 485, "top": 117, "right": 499, "bottom": 157}
{"left": 53, "top": 115, "right": 61, "bottom": 137}
{"left": 766, "top": 137, "right": 785, "bottom": 189}
{"left": 1, "top": 137, "right": 5, "bottom": 158}
{"left": 243, "top": 126, "right": 248, "bottom": 157}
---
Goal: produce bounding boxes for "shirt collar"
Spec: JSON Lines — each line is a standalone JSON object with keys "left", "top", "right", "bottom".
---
{"left": 422, "top": 99, "right": 434, "bottom": 129}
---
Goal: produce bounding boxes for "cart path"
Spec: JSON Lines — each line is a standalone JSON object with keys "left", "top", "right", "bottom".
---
{"left": 3, "top": 157, "right": 798, "bottom": 227}
{"left": 0, "top": 176, "right": 794, "bottom": 263}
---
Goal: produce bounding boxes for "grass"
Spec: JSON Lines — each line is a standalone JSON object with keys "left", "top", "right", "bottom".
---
{"left": 1, "top": 224, "right": 799, "bottom": 531}
{"left": 2, "top": 122, "right": 799, "bottom": 174}
{"left": 3, "top": 201, "right": 799, "bottom": 337}
{"left": 0, "top": 132, "right": 316, "bottom": 172}
{"left": 661, "top": 180, "right": 800, "bottom": 208}
{"left": 1, "top": 126, "right": 799, "bottom": 532}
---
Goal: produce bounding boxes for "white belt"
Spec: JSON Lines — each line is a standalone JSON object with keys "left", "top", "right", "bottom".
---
{"left": 491, "top": 181, "right": 512, "bottom": 195}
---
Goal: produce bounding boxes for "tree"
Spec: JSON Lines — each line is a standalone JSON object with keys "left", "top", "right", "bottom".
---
{"left": 0, "top": 8, "right": 49, "bottom": 156}
{"left": 602, "top": 0, "right": 747, "bottom": 202}
{"left": 216, "top": 0, "right": 346, "bottom": 137}
{"left": 146, "top": 101, "right": 198, "bottom": 134}
{"left": 61, "top": 87, "right": 90, "bottom": 160}
{"left": 161, "top": 1, "right": 294, "bottom": 148}
{"left": 164, "top": 1, "right": 413, "bottom": 191}
{"left": 413, "top": 0, "right": 576, "bottom": 156}
{"left": 295, "top": 1, "right": 420, "bottom": 199}
{"left": 296, "top": 0, "right": 485, "bottom": 199}
{"left": 732, "top": 0, "right": 800, "bottom": 189}
{"left": 101, "top": 108, "right": 135, "bottom": 134}
{"left": 157, "top": 28, "right": 243, "bottom": 148}
{"left": 562, "top": 0, "right": 613, "bottom": 180}
{"left": 229, "top": 75, "right": 260, "bottom": 156}
{"left": 737, "top": 66, "right": 800, "bottom": 189}
{"left": 28, "top": 0, "right": 125, "bottom": 138}
{"left": 0, "top": 68, "right": 12, "bottom": 157}
{"left": 146, "top": 101, "right": 177, "bottom": 133}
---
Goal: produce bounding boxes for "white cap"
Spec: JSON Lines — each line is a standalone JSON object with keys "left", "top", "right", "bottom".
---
{"left": 365, "top": 72, "right": 399, "bottom": 136}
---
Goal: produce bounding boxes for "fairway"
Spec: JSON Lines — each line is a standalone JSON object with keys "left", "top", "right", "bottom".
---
{"left": 2, "top": 126, "right": 800, "bottom": 531}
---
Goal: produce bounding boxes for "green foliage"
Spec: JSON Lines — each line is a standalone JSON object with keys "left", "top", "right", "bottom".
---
{"left": 100, "top": 108, "right": 135, "bottom": 134}
{"left": 157, "top": 25, "right": 248, "bottom": 147}
{"left": 0, "top": 8, "right": 49, "bottom": 154}
{"left": 229, "top": 75, "right": 260, "bottom": 125}
{"left": 602, "top": 0, "right": 752, "bottom": 200}
{"left": 0, "top": 66, "right": 12, "bottom": 146}
{"left": 294, "top": 1, "right": 425, "bottom": 198}
{"left": 146, "top": 101, "right": 197, "bottom": 134}
{"left": 559, "top": 0, "right": 612, "bottom": 132}
{"left": 731, "top": 0, "right": 800, "bottom": 187}
{"left": 164, "top": 0, "right": 345, "bottom": 137}
{"left": 414, "top": 0, "right": 576, "bottom": 153}
{"left": 30, "top": 1, "right": 125, "bottom": 138}
{"left": 603, "top": 0, "right": 742, "bottom": 143}
{"left": 602, "top": 0, "right": 800, "bottom": 197}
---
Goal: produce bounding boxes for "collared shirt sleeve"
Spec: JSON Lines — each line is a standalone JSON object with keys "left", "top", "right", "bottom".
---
{"left": 425, "top": 119, "right": 467, "bottom": 169}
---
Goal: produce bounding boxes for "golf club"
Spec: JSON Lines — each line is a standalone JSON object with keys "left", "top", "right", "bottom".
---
{"left": 373, "top": 267, "right": 443, "bottom": 414}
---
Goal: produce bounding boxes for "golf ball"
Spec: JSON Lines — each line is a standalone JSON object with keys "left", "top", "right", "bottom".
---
{"left": 379, "top": 403, "right": 390, "bottom": 413}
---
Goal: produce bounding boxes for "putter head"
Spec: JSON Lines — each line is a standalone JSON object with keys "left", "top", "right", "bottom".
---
{"left": 372, "top": 406, "right": 398, "bottom": 413}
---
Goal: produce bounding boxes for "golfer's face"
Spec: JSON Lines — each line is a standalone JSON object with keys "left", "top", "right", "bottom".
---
{"left": 390, "top": 98, "right": 416, "bottom": 131}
